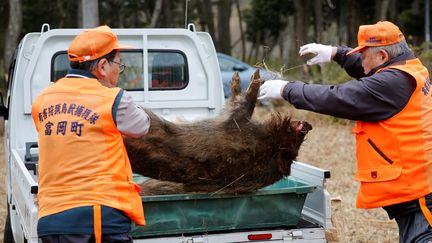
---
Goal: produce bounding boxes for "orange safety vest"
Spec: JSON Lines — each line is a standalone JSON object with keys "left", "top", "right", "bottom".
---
{"left": 353, "top": 58, "right": 432, "bottom": 208}
{"left": 31, "top": 77, "right": 145, "bottom": 226}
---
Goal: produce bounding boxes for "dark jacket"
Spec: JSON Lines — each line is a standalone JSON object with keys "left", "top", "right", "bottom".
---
{"left": 282, "top": 47, "right": 417, "bottom": 122}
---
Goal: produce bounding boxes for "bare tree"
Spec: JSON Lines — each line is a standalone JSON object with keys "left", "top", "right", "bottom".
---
{"left": 412, "top": 0, "right": 421, "bottom": 15}
{"left": 201, "top": 0, "right": 216, "bottom": 41}
{"left": 314, "top": 0, "right": 323, "bottom": 43}
{"left": 163, "top": 1, "right": 174, "bottom": 27}
{"left": 337, "top": 0, "right": 359, "bottom": 47}
{"left": 150, "top": 0, "right": 164, "bottom": 27}
{"left": 4, "top": 0, "right": 22, "bottom": 72}
{"left": 285, "top": 15, "right": 296, "bottom": 65}
{"left": 216, "top": 0, "right": 232, "bottom": 54}
{"left": 347, "top": 0, "right": 360, "bottom": 46}
{"left": 234, "top": 0, "right": 246, "bottom": 61}
{"left": 388, "top": 0, "right": 398, "bottom": 20}
{"left": 337, "top": 0, "right": 348, "bottom": 45}
{"left": 81, "top": 0, "right": 99, "bottom": 28}
{"left": 294, "top": 0, "right": 309, "bottom": 64}
{"left": 374, "top": 0, "right": 391, "bottom": 20}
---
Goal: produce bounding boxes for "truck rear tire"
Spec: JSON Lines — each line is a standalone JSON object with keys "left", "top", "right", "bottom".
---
{"left": 4, "top": 204, "right": 15, "bottom": 243}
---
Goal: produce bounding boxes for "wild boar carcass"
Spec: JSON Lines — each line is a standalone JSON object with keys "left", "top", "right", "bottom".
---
{"left": 124, "top": 70, "right": 312, "bottom": 194}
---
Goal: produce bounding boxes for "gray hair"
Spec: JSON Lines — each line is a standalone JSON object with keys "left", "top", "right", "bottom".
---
{"left": 368, "top": 39, "right": 412, "bottom": 59}
{"left": 70, "top": 50, "right": 118, "bottom": 71}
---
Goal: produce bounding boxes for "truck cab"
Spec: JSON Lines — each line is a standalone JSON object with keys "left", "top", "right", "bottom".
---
{"left": 1, "top": 24, "right": 331, "bottom": 243}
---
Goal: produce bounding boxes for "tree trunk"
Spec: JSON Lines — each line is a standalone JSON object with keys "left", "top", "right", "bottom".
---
{"left": 4, "top": 0, "right": 22, "bottom": 72}
{"left": 294, "top": 0, "right": 308, "bottom": 43}
{"left": 338, "top": 0, "right": 360, "bottom": 47}
{"left": 253, "top": 32, "right": 261, "bottom": 61}
{"left": 202, "top": 0, "right": 216, "bottom": 39}
{"left": 216, "top": 0, "right": 232, "bottom": 54}
{"left": 117, "top": 2, "right": 124, "bottom": 28}
{"left": 388, "top": 0, "right": 398, "bottom": 20}
{"left": 375, "top": 0, "right": 390, "bottom": 20}
{"left": 283, "top": 15, "right": 296, "bottom": 66}
{"left": 412, "top": 0, "right": 420, "bottom": 15}
{"left": 81, "top": 0, "right": 99, "bottom": 28}
{"left": 337, "top": 0, "right": 348, "bottom": 45}
{"left": 247, "top": 42, "right": 255, "bottom": 63}
{"left": 57, "top": 0, "right": 66, "bottom": 28}
{"left": 294, "top": 0, "right": 308, "bottom": 64}
{"left": 234, "top": 0, "right": 246, "bottom": 61}
{"left": 314, "top": 0, "right": 323, "bottom": 43}
{"left": 77, "top": 0, "right": 82, "bottom": 27}
{"left": 164, "top": 1, "right": 174, "bottom": 27}
{"left": 150, "top": 0, "right": 164, "bottom": 28}
{"left": 278, "top": 34, "right": 285, "bottom": 61}
{"left": 347, "top": 0, "right": 359, "bottom": 47}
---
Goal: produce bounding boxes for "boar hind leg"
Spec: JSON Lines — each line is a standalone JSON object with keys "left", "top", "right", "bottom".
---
{"left": 229, "top": 71, "right": 242, "bottom": 106}
{"left": 225, "top": 69, "right": 261, "bottom": 127}
{"left": 244, "top": 69, "right": 261, "bottom": 113}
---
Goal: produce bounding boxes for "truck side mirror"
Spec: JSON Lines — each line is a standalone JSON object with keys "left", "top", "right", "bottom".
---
{"left": 0, "top": 92, "right": 9, "bottom": 120}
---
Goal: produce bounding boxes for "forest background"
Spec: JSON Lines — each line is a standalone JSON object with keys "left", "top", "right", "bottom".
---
{"left": 1, "top": 0, "right": 432, "bottom": 88}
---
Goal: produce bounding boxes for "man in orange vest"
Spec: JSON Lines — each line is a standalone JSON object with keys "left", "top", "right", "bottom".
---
{"left": 259, "top": 21, "right": 432, "bottom": 242}
{"left": 32, "top": 25, "right": 150, "bottom": 243}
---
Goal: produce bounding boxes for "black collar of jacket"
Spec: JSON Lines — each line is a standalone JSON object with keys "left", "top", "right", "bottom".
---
{"left": 66, "top": 69, "right": 97, "bottom": 79}
{"left": 366, "top": 51, "right": 417, "bottom": 77}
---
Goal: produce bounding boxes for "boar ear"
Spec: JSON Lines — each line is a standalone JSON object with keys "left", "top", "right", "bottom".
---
{"left": 229, "top": 72, "right": 241, "bottom": 105}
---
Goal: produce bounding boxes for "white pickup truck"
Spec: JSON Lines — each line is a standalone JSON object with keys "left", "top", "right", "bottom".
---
{"left": 1, "top": 24, "right": 332, "bottom": 243}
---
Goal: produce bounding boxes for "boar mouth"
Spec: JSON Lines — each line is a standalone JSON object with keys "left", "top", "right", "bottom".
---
{"left": 294, "top": 121, "right": 313, "bottom": 134}
{"left": 300, "top": 121, "right": 313, "bottom": 134}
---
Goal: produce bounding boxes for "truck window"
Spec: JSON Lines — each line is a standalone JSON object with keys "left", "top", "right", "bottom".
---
{"left": 118, "top": 50, "right": 144, "bottom": 91}
{"left": 51, "top": 50, "right": 188, "bottom": 91}
{"left": 148, "top": 51, "right": 188, "bottom": 90}
{"left": 51, "top": 52, "right": 69, "bottom": 82}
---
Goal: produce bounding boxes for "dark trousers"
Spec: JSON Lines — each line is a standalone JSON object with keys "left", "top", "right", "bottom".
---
{"left": 395, "top": 210, "right": 432, "bottom": 243}
{"left": 39, "top": 233, "right": 133, "bottom": 243}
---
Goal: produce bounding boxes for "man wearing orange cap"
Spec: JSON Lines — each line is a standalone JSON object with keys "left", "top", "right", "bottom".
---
{"left": 259, "top": 21, "right": 432, "bottom": 241}
{"left": 32, "top": 25, "right": 150, "bottom": 242}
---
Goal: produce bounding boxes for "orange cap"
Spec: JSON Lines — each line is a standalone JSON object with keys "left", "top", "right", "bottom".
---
{"left": 68, "top": 25, "right": 132, "bottom": 62}
{"left": 346, "top": 21, "right": 404, "bottom": 55}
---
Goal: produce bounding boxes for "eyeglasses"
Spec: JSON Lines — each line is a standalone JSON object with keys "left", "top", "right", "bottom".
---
{"left": 110, "top": 60, "right": 126, "bottom": 74}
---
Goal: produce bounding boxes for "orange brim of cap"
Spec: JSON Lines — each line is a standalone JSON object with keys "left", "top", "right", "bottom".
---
{"left": 113, "top": 43, "right": 134, "bottom": 50}
{"left": 346, "top": 45, "right": 367, "bottom": 55}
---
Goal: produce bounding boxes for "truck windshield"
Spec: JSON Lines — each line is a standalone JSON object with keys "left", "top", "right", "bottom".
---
{"left": 51, "top": 50, "right": 189, "bottom": 91}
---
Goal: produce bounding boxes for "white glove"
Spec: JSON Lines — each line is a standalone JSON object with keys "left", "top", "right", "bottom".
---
{"left": 258, "top": 80, "right": 288, "bottom": 101}
{"left": 299, "top": 43, "right": 333, "bottom": 65}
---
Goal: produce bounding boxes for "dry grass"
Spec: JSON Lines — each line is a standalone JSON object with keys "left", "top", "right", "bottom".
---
{"left": 0, "top": 107, "right": 399, "bottom": 242}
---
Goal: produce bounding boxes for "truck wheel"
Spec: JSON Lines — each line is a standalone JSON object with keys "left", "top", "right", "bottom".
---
{"left": 4, "top": 205, "right": 15, "bottom": 243}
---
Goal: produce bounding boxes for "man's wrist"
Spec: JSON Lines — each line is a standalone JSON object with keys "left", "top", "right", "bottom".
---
{"left": 281, "top": 81, "right": 293, "bottom": 100}
{"left": 331, "top": 47, "right": 338, "bottom": 60}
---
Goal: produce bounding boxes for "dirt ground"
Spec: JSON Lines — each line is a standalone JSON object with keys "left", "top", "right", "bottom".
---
{"left": 0, "top": 106, "right": 399, "bottom": 242}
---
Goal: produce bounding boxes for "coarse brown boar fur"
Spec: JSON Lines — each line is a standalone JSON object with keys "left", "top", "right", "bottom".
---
{"left": 124, "top": 70, "right": 312, "bottom": 194}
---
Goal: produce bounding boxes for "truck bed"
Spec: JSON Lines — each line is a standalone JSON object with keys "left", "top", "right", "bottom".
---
{"left": 132, "top": 175, "right": 315, "bottom": 238}
{"left": 11, "top": 143, "right": 331, "bottom": 242}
